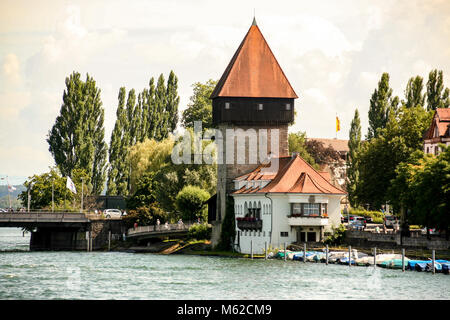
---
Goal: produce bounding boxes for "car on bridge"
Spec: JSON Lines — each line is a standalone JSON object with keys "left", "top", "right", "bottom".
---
{"left": 104, "top": 209, "right": 125, "bottom": 219}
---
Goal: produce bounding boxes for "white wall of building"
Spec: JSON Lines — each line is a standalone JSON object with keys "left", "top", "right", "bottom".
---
{"left": 233, "top": 193, "right": 344, "bottom": 254}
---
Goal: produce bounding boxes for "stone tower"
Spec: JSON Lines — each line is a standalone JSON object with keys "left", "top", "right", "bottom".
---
{"left": 209, "top": 19, "right": 298, "bottom": 246}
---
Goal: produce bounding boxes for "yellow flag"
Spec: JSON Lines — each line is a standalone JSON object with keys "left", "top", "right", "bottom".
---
{"left": 336, "top": 116, "right": 340, "bottom": 132}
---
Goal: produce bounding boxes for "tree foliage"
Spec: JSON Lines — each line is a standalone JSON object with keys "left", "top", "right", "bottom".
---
{"left": 181, "top": 79, "right": 217, "bottom": 130}
{"left": 357, "top": 106, "right": 432, "bottom": 209}
{"left": 304, "top": 139, "right": 342, "bottom": 165}
{"left": 426, "top": 69, "right": 450, "bottom": 111}
{"left": 107, "top": 71, "right": 180, "bottom": 196}
{"left": 389, "top": 146, "right": 450, "bottom": 237}
{"left": 175, "top": 185, "right": 210, "bottom": 222}
{"left": 18, "top": 168, "right": 90, "bottom": 210}
{"left": 288, "top": 131, "right": 318, "bottom": 169}
{"left": 367, "top": 73, "right": 399, "bottom": 140}
{"left": 127, "top": 136, "right": 217, "bottom": 217}
{"left": 403, "top": 76, "right": 426, "bottom": 109}
{"left": 47, "top": 71, "right": 107, "bottom": 194}
{"left": 347, "top": 109, "right": 361, "bottom": 207}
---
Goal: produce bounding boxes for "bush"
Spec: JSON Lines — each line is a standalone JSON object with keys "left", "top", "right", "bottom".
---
{"left": 175, "top": 185, "right": 210, "bottom": 222}
{"left": 187, "top": 223, "right": 211, "bottom": 240}
{"left": 324, "top": 224, "right": 346, "bottom": 246}
{"left": 348, "top": 209, "right": 385, "bottom": 224}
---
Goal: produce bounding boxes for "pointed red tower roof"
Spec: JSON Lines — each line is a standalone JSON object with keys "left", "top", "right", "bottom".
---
{"left": 210, "top": 20, "right": 298, "bottom": 99}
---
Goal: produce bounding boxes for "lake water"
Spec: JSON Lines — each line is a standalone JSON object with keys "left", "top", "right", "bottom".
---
{"left": 0, "top": 228, "right": 449, "bottom": 300}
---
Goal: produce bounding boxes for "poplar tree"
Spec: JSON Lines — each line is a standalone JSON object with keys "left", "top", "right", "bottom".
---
{"left": 107, "top": 87, "right": 127, "bottom": 195}
{"left": 426, "top": 69, "right": 450, "bottom": 111}
{"left": 403, "top": 76, "right": 425, "bottom": 109}
{"left": 347, "top": 109, "right": 361, "bottom": 207}
{"left": 367, "top": 73, "right": 399, "bottom": 140}
{"left": 145, "top": 78, "right": 157, "bottom": 139}
{"left": 47, "top": 71, "right": 107, "bottom": 195}
{"left": 154, "top": 74, "right": 167, "bottom": 140}
{"left": 166, "top": 70, "right": 180, "bottom": 133}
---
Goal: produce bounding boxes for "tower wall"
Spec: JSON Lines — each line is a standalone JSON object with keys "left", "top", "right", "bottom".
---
{"left": 211, "top": 123, "right": 289, "bottom": 247}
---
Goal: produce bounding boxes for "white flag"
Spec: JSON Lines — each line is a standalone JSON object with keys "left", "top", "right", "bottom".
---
{"left": 66, "top": 177, "right": 77, "bottom": 194}
{"left": 8, "top": 185, "right": 16, "bottom": 192}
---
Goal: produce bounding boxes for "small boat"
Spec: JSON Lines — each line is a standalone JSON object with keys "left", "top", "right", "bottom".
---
{"left": 337, "top": 257, "right": 356, "bottom": 265}
{"left": 378, "top": 258, "right": 410, "bottom": 269}
{"left": 374, "top": 254, "right": 403, "bottom": 264}
{"left": 292, "top": 251, "right": 321, "bottom": 261}
{"left": 407, "top": 260, "right": 430, "bottom": 270}
{"left": 415, "top": 262, "right": 428, "bottom": 272}
{"left": 442, "top": 263, "right": 450, "bottom": 274}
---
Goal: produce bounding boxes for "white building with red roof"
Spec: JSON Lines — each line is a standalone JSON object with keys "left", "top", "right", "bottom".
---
{"left": 424, "top": 108, "right": 450, "bottom": 155}
{"left": 232, "top": 153, "right": 346, "bottom": 254}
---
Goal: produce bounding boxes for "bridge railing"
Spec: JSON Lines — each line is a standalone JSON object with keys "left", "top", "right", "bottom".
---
{"left": 0, "top": 212, "right": 90, "bottom": 222}
{"left": 127, "top": 223, "right": 194, "bottom": 236}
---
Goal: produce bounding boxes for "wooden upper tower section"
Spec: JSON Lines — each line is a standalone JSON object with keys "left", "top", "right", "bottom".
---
{"left": 211, "top": 19, "right": 298, "bottom": 126}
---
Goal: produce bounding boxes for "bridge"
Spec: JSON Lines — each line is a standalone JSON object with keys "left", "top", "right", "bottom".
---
{"left": 127, "top": 223, "right": 194, "bottom": 240}
{"left": 0, "top": 212, "right": 90, "bottom": 228}
{"left": 0, "top": 211, "right": 124, "bottom": 251}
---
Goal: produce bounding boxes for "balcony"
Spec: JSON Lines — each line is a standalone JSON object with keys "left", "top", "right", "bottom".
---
{"left": 287, "top": 214, "right": 329, "bottom": 227}
{"left": 236, "top": 218, "right": 263, "bottom": 230}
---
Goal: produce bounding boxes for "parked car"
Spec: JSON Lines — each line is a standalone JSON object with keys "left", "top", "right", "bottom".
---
{"left": 349, "top": 220, "right": 366, "bottom": 231}
{"left": 341, "top": 214, "right": 357, "bottom": 223}
{"left": 354, "top": 216, "right": 367, "bottom": 227}
{"left": 384, "top": 215, "right": 396, "bottom": 228}
{"left": 104, "top": 209, "right": 123, "bottom": 219}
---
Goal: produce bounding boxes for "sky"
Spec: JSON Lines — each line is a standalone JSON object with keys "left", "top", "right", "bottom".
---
{"left": 1, "top": 0, "right": 450, "bottom": 184}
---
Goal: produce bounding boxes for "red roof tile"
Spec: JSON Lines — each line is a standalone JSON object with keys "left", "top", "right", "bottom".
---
{"left": 210, "top": 22, "right": 298, "bottom": 99}
{"left": 232, "top": 154, "right": 346, "bottom": 195}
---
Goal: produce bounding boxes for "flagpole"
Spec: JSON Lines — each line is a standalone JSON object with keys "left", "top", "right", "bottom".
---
{"left": 52, "top": 178, "right": 54, "bottom": 213}
{"left": 336, "top": 113, "right": 338, "bottom": 139}
{"left": 81, "top": 178, "right": 84, "bottom": 214}
{"left": 7, "top": 176, "right": 11, "bottom": 209}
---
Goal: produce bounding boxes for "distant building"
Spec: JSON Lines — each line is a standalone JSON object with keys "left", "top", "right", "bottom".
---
{"left": 423, "top": 108, "right": 450, "bottom": 155}
{"left": 232, "top": 154, "right": 346, "bottom": 254}
{"left": 306, "top": 138, "right": 349, "bottom": 193}
{"left": 306, "top": 138, "right": 349, "bottom": 161}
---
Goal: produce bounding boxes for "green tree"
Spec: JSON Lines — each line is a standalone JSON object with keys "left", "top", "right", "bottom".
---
{"left": 175, "top": 185, "right": 210, "bottom": 222}
{"left": 126, "top": 172, "right": 157, "bottom": 210}
{"left": 347, "top": 108, "right": 362, "bottom": 207}
{"left": 367, "top": 73, "right": 399, "bottom": 139}
{"left": 181, "top": 79, "right": 218, "bottom": 130}
{"left": 107, "top": 87, "right": 128, "bottom": 195}
{"left": 154, "top": 74, "right": 167, "bottom": 140}
{"left": 217, "top": 196, "right": 236, "bottom": 251}
{"left": 403, "top": 76, "right": 426, "bottom": 109}
{"left": 426, "top": 69, "right": 450, "bottom": 111}
{"left": 357, "top": 106, "right": 432, "bottom": 209}
{"left": 166, "top": 70, "right": 180, "bottom": 133}
{"left": 122, "top": 204, "right": 167, "bottom": 228}
{"left": 288, "top": 132, "right": 318, "bottom": 169}
{"left": 47, "top": 71, "right": 107, "bottom": 194}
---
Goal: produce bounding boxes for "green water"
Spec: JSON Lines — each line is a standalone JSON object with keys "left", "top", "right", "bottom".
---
{"left": 0, "top": 228, "right": 449, "bottom": 300}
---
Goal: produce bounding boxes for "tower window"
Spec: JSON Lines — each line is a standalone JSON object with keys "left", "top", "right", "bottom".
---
{"left": 257, "top": 103, "right": 263, "bottom": 110}
{"left": 225, "top": 102, "right": 230, "bottom": 109}
{"left": 286, "top": 103, "right": 291, "bottom": 110}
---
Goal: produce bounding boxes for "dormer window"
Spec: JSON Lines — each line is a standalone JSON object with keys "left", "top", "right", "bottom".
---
{"left": 225, "top": 102, "right": 230, "bottom": 109}
{"left": 286, "top": 103, "right": 291, "bottom": 110}
{"left": 257, "top": 103, "right": 263, "bottom": 110}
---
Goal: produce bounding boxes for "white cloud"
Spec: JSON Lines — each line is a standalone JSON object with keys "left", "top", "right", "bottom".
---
{"left": 1, "top": 54, "right": 21, "bottom": 85}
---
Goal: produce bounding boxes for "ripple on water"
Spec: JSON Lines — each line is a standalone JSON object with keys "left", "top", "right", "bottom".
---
{"left": 1, "top": 228, "right": 450, "bottom": 299}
